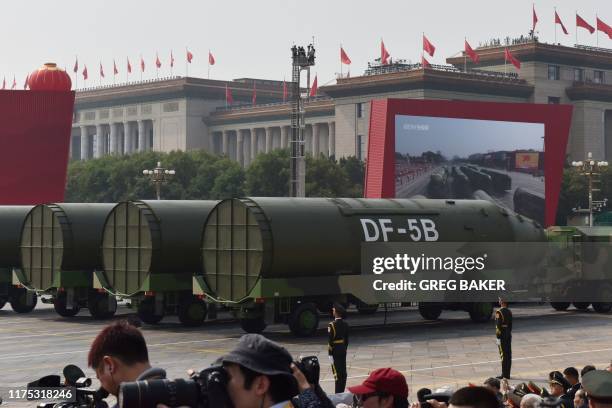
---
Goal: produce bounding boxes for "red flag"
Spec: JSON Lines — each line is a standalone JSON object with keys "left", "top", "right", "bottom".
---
{"left": 252, "top": 82, "right": 257, "bottom": 105}
{"left": 283, "top": 80, "right": 288, "bottom": 102}
{"left": 113, "top": 60, "right": 119, "bottom": 75}
{"left": 170, "top": 51, "right": 175, "bottom": 68}
{"left": 187, "top": 49, "right": 193, "bottom": 63}
{"left": 380, "top": 40, "right": 390, "bottom": 64}
{"left": 225, "top": 84, "right": 233, "bottom": 105}
{"left": 140, "top": 56, "right": 145, "bottom": 72}
{"left": 11, "top": 76, "right": 16, "bottom": 90}
{"left": 155, "top": 53, "right": 162, "bottom": 68}
{"left": 83, "top": 65, "right": 88, "bottom": 80}
{"left": 127, "top": 58, "right": 132, "bottom": 74}
{"left": 532, "top": 4, "right": 538, "bottom": 32}
{"left": 464, "top": 40, "right": 479, "bottom": 63}
{"left": 100, "top": 63, "right": 105, "bottom": 78}
{"left": 504, "top": 48, "right": 521, "bottom": 70}
{"left": 423, "top": 35, "right": 436, "bottom": 57}
{"left": 555, "top": 11, "right": 569, "bottom": 35}
{"left": 597, "top": 17, "right": 612, "bottom": 39}
{"left": 421, "top": 55, "right": 431, "bottom": 68}
{"left": 209, "top": 51, "right": 215, "bottom": 65}
{"left": 309, "top": 75, "right": 318, "bottom": 97}
{"left": 340, "top": 47, "right": 351, "bottom": 65}
{"left": 73, "top": 58, "right": 79, "bottom": 73}
{"left": 577, "top": 14, "right": 595, "bottom": 34}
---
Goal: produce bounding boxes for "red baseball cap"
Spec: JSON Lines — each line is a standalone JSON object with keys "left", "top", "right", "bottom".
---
{"left": 348, "top": 368, "right": 409, "bottom": 398}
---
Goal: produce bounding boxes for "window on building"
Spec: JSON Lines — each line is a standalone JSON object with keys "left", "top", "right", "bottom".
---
{"left": 356, "top": 103, "right": 364, "bottom": 118}
{"left": 594, "top": 70, "right": 605, "bottom": 84}
{"left": 548, "top": 96, "right": 561, "bottom": 104}
{"left": 574, "top": 68, "right": 584, "bottom": 82}
{"left": 548, "top": 65, "right": 560, "bottom": 80}
{"left": 357, "top": 135, "right": 365, "bottom": 160}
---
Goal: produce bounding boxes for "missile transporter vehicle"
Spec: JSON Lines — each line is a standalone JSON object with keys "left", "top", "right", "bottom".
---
{"left": 0, "top": 206, "right": 37, "bottom": 313}
{"left": 196, "top": 197, "right": 545, "bottom": 336}
{"left": 98, "top": 200, "right": 218, "bottom": 326}
{"left": 19, "top": 203, "right": 116, "bottom": 318}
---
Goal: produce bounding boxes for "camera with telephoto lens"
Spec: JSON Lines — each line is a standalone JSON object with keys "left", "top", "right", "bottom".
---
{"left": 118, "top": 366, "right": 233, "bottom": 408}
{"left": 293, "top": 355, "right": 320, "bottom": 385}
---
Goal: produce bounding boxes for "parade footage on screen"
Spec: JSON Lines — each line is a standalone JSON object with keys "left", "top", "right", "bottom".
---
{"left": 394, "top": 115, "right": 545, "bottom": 225}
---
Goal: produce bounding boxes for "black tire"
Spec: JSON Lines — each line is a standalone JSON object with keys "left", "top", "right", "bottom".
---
{"left": 289, "top": 302, "right": 320, "bottom": 337}
{"left": 418, "top": 302, "right": 442, "bottom": 320}
{"left": 240, "top": 317, "right": 267, "bottom": 334}
{"left": 357, "top": 302, "right": 379, "bottom": 315}
{"left": 53, "top": 292, "right": 79, "bottom": 317}
{"left": 137, "top": 297, "right": 164, "bottom": 325}
{"left": 178, "top": 296, "right": 207, "bottom": 327}
{"left": 88, "top": 292, "right": 117, "bottom": 319}
{"left": 573, "top": 302, "right": 590, "bottom": 311}
{"left": 593, "top": 302, "right": 612, "bottom": 313}
{"left": 551, "top": 302, "right": 570, "bottom": 311}
{"left": 10, "top": 287, "right": 37, "bottom": 313}
{"left": 469, "top": 302, "right": 493, "bottom": 323}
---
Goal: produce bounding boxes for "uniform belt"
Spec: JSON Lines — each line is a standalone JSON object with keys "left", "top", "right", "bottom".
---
{"left": 501, "top": 325, "right": 509, "bottom": 327}
{"left": 332, "top": 340, "right": 345, "bottom": 344}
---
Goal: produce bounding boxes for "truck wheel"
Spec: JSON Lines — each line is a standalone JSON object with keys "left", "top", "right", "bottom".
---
{"left": 88, "top": 292, "right": 117, "bottom": 319}
{"left": 357, "top": 302, "right": 379, "bottom": 315}
{"left": 137, "top": 297, "right": 164, "bottom": 324}
{"left": 469, "top": 302, "right": 493, "bottom": 323}
{"left": 178, "top": 296, "right": 207, "bottom": 327}
{"left": 573, "top": 302, "right": 590, "bottom": 311}
{"left": 593, "top": 302, "right": 612, "bottom": 313}
{"left": 289, "top": 303, "right": 319, "bottom": 337}
{"left": 10, "top": 287, "right": 37, "bottom": 313}
{"left": 240, "top": 317, "right": 267, "bottom": 334}
{"left": 418, "top": 302, "right": 442, "bottom": 320}
{"left": 53, "top": 292, "right": 79, "bottom": 317}
{"left": 551, "top": 302, "right": 570, "bottom": 311}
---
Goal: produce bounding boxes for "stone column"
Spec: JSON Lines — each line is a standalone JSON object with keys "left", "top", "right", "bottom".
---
{"left": 80, "top": 126, "right": 89, "bottom": 160}
{"left": 109, "top": 123, "right": 118, "bottom": 154}
{"left": 95, "top": 124, "right": 105, "bottom": 158}
{"left": 222, "top": 130, "right": 229, "bottom": 156}
{"left": 137, "top": 120, "right": 146, "bottom": 152}
{"left": 251, "top": 128, "right": 257, "bottom": 160}
{"left": 281, "top": 126, "right": 289, "bottom": 149}
{"left": 328, "top": 122, "right": 335, "bottom": 158}
{"left": 312, "top": 123, "right": 320, "bottom": 157}
{"left": 237, "top": 132, "right": 244, "bottom": 166}
{"left": 123, "top": 122, "right": 131, "bottom": 154}
{"left": 264, "top": 127, "right": 272, "bottom": 153}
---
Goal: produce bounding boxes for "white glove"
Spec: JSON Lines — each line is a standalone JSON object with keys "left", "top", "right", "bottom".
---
{"left": 496, "top": 339, "right": 501, "bottom": 346}
{"left": 328, "top": 355, "right": 334, "bottom": 364}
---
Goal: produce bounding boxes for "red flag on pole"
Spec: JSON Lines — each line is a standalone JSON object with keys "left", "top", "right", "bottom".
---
{"left": 225, "top": 84, "right": 233, "bottom": 105}
{"left": 113, "top": 60, "right": 119, "bottom": 75}
{"left": 100, "top": 63, "right": 105, "bottom": 78}
{"left": 83, "top": 65, "right": 88, "bottom": 80}
{"left": 283, "top": 80, "right": 288, "bottom": 102}
{"left": 73, "top": 58, "right": 79, "bottom": 73}
{"left": 421, "top": 55, "right": 431, "bottom": 68}
{"left": 127, "top": 58, "right": 132, "bottom": 73}
{"left": 597, "top": 17, "right": 612, "bottom": 39}
{"left": 340, "top": 47, "right": 351, "bottom": 65}
{"left": 309, "top": 75, "right": 318, "bottom": 97}
{"left": 532, "top": 4, "right": 538, "bottom": 32}
{"left": 140, "top": 56, "right": 145, "bottom": 72}
{"left": 380, "top": 40, "right": 390, "bottom": 64}
{"left": 209, "top": 51, "right": 215, "bottom": 65}
{"left": 504, "top": 48, "right": 521, "bottom": 70}
{"left": 252, "top": 82, "right": 257, "bottom": 105}
{"left": 11, "top": 76, "right": 16, "bottom": 90}
{"left": 555, "top": 11, "right": 569, "bottom": 34}
{"left": 170, "top": 51, "right": 175, "bottom": 68}
{"left": 187, "top": 49, "right": 193, "bottom": 63}
{"left": 577, "top": 14, "right": 595, "bottom": 34}
{"left": 423, "top": 35, "right": 436, "bottom": 57}
{"left": 464, "top": 40, "right": 480, "bottom": 63}
{"left": 155, "top": 53, "right": 162, "bottom": 68}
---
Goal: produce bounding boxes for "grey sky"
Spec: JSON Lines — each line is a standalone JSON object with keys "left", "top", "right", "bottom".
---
{"left": 395, "top": 115, "right": 544, "bottom": 158}
{"left": 2, "top": 0, "right": 611, "bottom": 89}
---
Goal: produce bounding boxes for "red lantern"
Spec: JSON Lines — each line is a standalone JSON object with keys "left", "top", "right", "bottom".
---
{"left": 28, "top": 63, "right": 71, "bottom": 91}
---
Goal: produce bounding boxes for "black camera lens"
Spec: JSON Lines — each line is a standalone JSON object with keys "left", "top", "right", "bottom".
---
{"left": 119, "top": 379, "right": 199, "bottom": 408}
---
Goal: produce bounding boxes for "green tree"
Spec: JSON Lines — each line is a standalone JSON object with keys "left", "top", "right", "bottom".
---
{"left": 245, "top": 149, "right": 290, "bottom": 196}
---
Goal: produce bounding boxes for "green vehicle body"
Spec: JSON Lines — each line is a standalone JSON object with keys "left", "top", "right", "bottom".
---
{"left": 195, "top": 197, "right": 546, "bottom": 336}
{"left": 98, "top": 200, "right": 218, "bottom": 325}
{"left": 18, "top": 203, "right": 116, "bottom": 318}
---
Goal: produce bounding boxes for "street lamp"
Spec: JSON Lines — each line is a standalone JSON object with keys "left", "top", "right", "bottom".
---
{"left": 143, "top": 161, "right": 175, "bottom": 200}
{"left": 571, "top": 152, "right": 608, "bottom": 227}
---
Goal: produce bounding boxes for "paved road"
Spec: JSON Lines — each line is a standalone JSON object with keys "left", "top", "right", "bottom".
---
{"left": 396, "top": 167, "right": 437, "bottom": 198}
{"left": 1, "top": 303, "right": 611, "bottom": 406}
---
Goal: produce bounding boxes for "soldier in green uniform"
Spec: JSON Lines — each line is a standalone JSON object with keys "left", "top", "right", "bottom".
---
{"left": 328, "top": 302, "right": 349, "bottom": 394}
{"left": 495, "top": 297, "right": 512, "bottom": 379}
{"left": 582, "top": 370, "right": 612, "bottom": 408}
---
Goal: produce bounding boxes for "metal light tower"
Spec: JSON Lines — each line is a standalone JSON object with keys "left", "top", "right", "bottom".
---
{"left": 289, "top": 43, "right": 315, "bottom": 197}
{"left": 143, "top": 161, "right": 176, "bottom": 200}
{"left": 571, "top": 152, "right": 608, "bottom": 226}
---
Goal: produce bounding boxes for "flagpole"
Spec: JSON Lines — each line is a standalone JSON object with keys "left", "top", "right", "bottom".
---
{"left": 576, "top": 11, "right": 578, "bottom": 46}
{"left": 464, "top": 37, "right": 467, "bottom": 72}
{"left": 75, "top": 55, "right": 78, "bottom": 89}
{"left": 171, "top": 51, "right": 174, "bottom": 77}
{"left": 554, "top": 8, "right": 557, "bottom": 43}
{"left": 207, "top": 49, "right": 210, "bottom": 79}
{"left": 597, "top": 14, "right": 599, "bottom": 47}
{"left": 185, "top": 47, "right": 189, "bottom": 78}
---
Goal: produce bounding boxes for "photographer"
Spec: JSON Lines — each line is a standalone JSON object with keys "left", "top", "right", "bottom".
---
{"left": 88, "top": 320, "right": 166, "bottom": 399}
